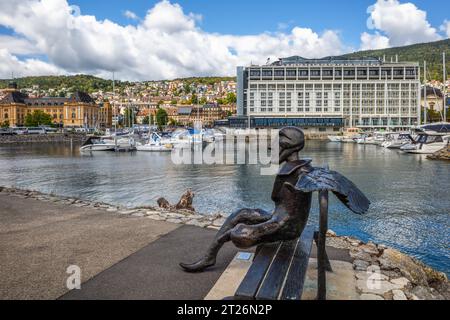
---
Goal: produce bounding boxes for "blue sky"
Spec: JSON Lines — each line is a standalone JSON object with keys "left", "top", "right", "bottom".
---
{"left": 69, "top": 0, "right": 450, "bottom": 48}
{"left": 0, "top": 0, "right": 448, "bottom": 80}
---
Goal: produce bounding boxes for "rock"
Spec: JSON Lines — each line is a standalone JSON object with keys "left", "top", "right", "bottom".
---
{"left": 360, "top": 294, "right": 384, "bottom": 300}
{"left": 186, "top": 219, "right": 208, "bottom": 228}
{"left": 106, "top": 208, "right": 118, "bottom": 212}
{"left": 359, "top": 243, "right": 379, "bottom": 256}
{"left": 212, "top": 218, "right": 226, "bottom": 227}
{"left": 392, "top": 289, "right": 407, "bottom": 300}
{"left": 147, "top": 215, "right": 166, "bottom": 221}
{"left": 353, "top": 259, "right": 370, "bottom": 271}
{"left": 350, "top": 249, "right": 373, "bottom": 262}
{"left": 410, "top": 286, "right": 444, "bottom": 300}
{"left": 378, "top": 248, "right": 428, "bottom": 286}
{"left": 166, "top": 218, "right": 183, "bottom": 224}
{"left": 207, "top": 225, "right": 220, "bottom": 230}
{"left": 355, "top": 271, "right": 389, "bottom": 281}
{"left": 356, "top": 279, "right": 403, "bottom": 295}
{"left": 131, "top": 212, "right": 145, "bottom": 217}
{"left": 390, "top": 277, "right": 410, "bottom": 288}
{"left": 326, "top": 229, "right": 336, "bottom": 237}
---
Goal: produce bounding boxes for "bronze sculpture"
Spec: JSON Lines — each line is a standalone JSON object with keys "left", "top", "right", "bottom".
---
{"left": 180, "top": 127, "right": 370, "bottom": 273}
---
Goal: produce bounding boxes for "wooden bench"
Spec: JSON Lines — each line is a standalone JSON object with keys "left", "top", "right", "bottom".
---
{"left": 232, "top": 191, "right": 333, "bottom": 300}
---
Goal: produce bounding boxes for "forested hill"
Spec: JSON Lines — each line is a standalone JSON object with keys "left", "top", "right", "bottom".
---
{"left": 340, "top": 38, "right": 450, "bottom": 81}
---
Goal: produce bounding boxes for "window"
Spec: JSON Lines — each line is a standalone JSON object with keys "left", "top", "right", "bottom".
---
{"left": 250, "top": 70, "right": 260, "bottom": 77}
{"left": 299, "top": 70, "right": 308, "bottom": 76}
{"left": 4, "top": 113, "right": 8, "bottom": 119}
{"left": 286, "top": 69, "right": 296, "bottom": 77}
{"left": 311, "top": 70, "right": 320, "bottom": 77}
{"left": 262, "top": 70, "right": 272, "bottom": 77}
{"left": 274, "top": 70, "right": 284, "bottom": 77}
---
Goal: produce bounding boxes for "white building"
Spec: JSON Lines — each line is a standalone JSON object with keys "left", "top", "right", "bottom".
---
{"left": 235, "top": 56, "right": 420, "bottom": 131}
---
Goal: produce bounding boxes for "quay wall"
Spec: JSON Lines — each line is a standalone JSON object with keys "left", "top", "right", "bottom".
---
{"left": 0, "top": 134, "right": 86, "bottom": 145}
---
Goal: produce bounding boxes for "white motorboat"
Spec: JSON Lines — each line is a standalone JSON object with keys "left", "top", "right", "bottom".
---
{"left": 400, "top": 132, "right": 450, "bottom": 154}
{"left": 356, "top": 134, "right": 375, "bottom": 144}
{"left": 80, "top": 137, "right": 116, "bottom": 152}
{"left": 136, "top": 141, "right": 173, "bottom": 152}
{"left": 329, "top": 128, "right": 363, "bottom": 143}
{"left": 328, "top": 135, "right": 343, "bottom": 142}
{"left": 382, "top": 133, "right": 415, "bottom": 149}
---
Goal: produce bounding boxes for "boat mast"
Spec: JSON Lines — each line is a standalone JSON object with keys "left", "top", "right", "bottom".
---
{"left": 443, "top": 52, "right": 447, "bottom": 122}
{"left": 423, "top": 61, "right": 427, "bottom": 125}
{"left": 113, "top": 71, "right": 117, "bottom": 148}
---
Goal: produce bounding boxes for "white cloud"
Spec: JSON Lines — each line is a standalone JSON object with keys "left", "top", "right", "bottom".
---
{"left": 0, "top": 49, "right": 64, "bottom": 77}
{"left": 363, "top": 0, "right": 442, "bottom": 49}
{"left": 123, "top": 10, "right": 139, "bottom": 21}
{"left": 360, "top": 32, "right": 390, "bottom": 50}
{"left": 441, "top": 20, "right": 450, "bottom": 38}
{"left": 0, "top": 0, "right": 350, "bottom": 80}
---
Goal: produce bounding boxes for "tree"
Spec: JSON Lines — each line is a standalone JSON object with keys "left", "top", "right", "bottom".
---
{"left": 1, "top": 120, "right": 9, "bottom": 128}
{"left": 199, "top": 97, "right": 207, "bottom": 105}
{"left": 25, "top": 110, "right": 53, "bottom": 127}
{"left": 142, "top": 114, "right": 154, "bottom": 125}
{"left": 156, "top": 108, "right": 168, "bottom": 129}
{"left": 171, "top": 99, "right": 178, "bottom": 105}
{"left": 190, "top": 94, "right": 198, "bottom": 105}
{"left": 226, "top": 92, "right": 237, "bottom": 104}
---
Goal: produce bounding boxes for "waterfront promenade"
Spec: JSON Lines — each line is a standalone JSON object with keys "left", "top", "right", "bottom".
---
{"left": 0, "top": 190, "right": 237, "bottom": 300}
{"left": 1, "top": 187, "right": 448, "bottom": 300}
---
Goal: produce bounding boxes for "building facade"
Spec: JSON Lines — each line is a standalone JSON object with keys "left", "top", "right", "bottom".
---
{"left": 236, "top": 56, "right": 421, "bottom": 130}
{"left": 0, "top": 84, "right": 112, "bottom": 128}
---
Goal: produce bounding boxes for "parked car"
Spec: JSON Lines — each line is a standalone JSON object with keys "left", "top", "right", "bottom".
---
{"left": 0, "top": 128, "right": 16, "bottom": 136}
{"left": 27, "top": 127, "right": 46, "bottom": 135}
{"left": 12, "top": 127, "right": 28, "bottom": 135}
{"left": 40, "top": 126, "right": 58, "bottom": 133}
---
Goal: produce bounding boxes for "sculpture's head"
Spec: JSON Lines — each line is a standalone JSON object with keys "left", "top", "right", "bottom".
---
{"left": 278, "top": 126, "right": 305, "bottom": 163}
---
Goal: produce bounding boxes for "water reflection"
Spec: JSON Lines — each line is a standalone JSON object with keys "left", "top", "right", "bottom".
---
{"left": 0, "top": 141, "right": 448, "bottom": 275}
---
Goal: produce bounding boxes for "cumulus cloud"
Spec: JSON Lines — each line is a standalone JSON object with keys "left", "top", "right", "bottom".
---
{"left": 0, "top": 49, "right": 64, "bottom": 77}
{"left": 360, "top": 32, "right": 390, "bottom": 50}
{"left": 441, "top": 20, "right": 450, "bottom": 38}
{"left": 0, "top": 0, "right": 351, "bottom": 80}
{"left": 123, "top": 10, "right": 139, "bottom": 21}
{"left": 362, "top": 0, "right": 442, "bottom": 49}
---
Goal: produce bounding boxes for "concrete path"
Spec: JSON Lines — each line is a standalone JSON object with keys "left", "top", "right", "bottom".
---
{"left": 60, "top": 225, "right": 238, "bottom": 300}
{"left": 0, "top": 193, "right": 179, "bottom": 299}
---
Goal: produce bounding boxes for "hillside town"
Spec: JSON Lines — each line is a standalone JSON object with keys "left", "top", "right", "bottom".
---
{"left": 0, "top": 78, "right": 237, "bottom": 129}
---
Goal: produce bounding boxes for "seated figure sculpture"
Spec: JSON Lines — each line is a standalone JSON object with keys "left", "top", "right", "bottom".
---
{"left": 180, "top": 127, "right": 370, "bottom": 272}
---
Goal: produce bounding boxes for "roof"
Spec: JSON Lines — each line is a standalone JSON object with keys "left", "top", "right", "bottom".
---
{"left": 0, "top": 90, "right": 96, "bottom": 105}
{"left": 70, "top": 91, "right": 96, "bottom": 104}
{"left": 271, "top": 56, "right": 383, "bottom": 66}
{"left": 423, "top": 86, "right": 443, "bottom": 98}
{"left": 24, "top": 97, "right": 68, "bottom": 106}
{"left": 177, "top": 107, "right": 192, "bottom": 115}
{"left": 0, "top": 91, "right": 29, "bottom": 104}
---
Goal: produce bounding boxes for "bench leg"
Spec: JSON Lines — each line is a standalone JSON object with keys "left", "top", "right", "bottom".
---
{"left": 317, "top": 190, "right": 329, "bottom": 301}
{"left": 314, "top": 232, "right": 333, "bottom": 272}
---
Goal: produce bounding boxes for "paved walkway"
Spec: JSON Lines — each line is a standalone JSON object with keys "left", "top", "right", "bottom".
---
{"left": 0, "top": 193, "right": 179, "bottom": 299}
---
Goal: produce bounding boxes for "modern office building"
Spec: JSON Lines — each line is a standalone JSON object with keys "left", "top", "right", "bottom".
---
{"left": 234, "top": 56, "right": 420, "bottom": 131}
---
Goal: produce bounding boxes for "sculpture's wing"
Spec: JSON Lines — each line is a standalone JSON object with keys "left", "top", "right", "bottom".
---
{"left": 295, "top": 167, "right": 370, "bottom": 214}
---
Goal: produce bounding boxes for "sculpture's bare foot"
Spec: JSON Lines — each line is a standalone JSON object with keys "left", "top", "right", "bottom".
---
{"left": 179, "top": 256, "right": 216, "bottom": 272}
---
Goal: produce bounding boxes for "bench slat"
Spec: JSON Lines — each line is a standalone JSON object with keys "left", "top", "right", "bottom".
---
{"left": 255, "top": 239, "right": 298, "bottom": 300}
{"left": 280, "top": 226, "right": 315, "bottom": 300}
{"left": 234, "top": 242, "right": 280, "bottom": 299}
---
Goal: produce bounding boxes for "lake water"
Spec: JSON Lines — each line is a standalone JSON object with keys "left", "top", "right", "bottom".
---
{"left": 0, "top": 141, "right": 448, "bottom": 275}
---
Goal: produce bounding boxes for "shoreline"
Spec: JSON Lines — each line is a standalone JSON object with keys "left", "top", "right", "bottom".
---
{"left": 0, "top": 185, "right": 448, "bottom": 300}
